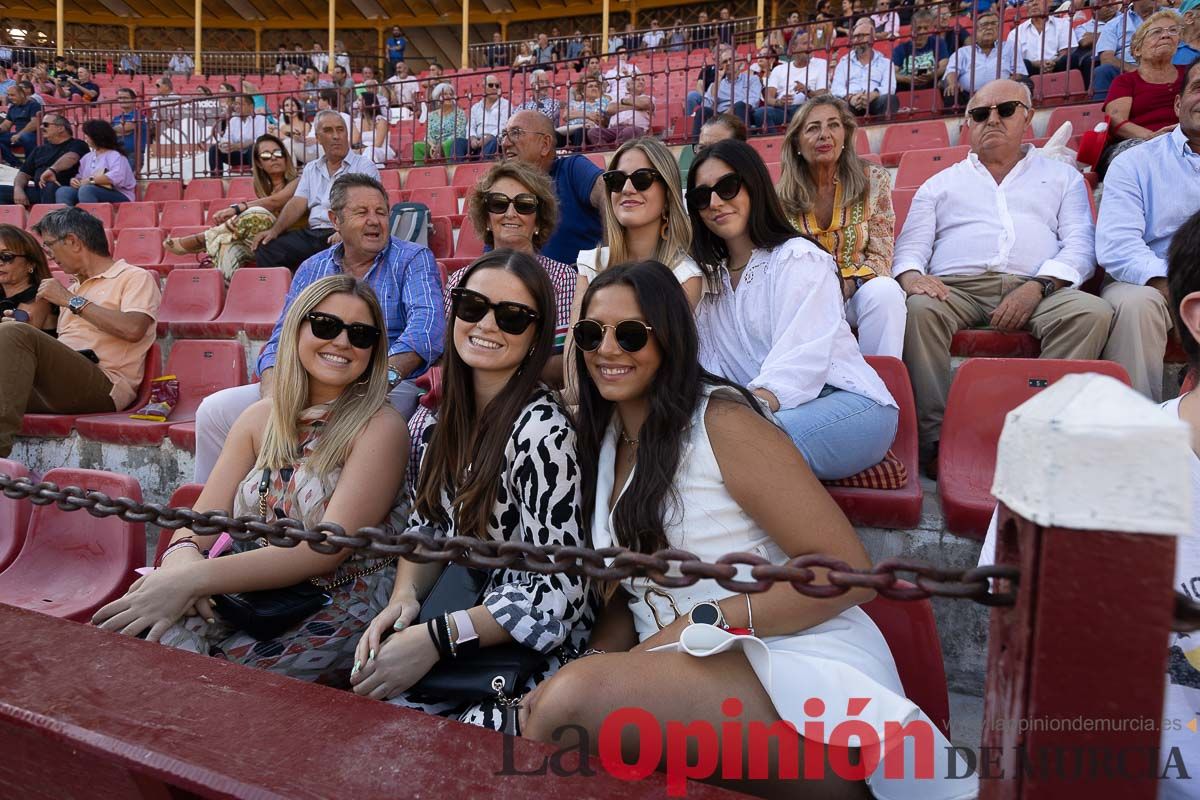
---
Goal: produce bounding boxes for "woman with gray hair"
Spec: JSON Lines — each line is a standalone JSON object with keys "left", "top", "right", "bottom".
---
{"left": 424, "top": 82, "right": 469, "bottom": 161}
{"left": 778, "top": 95, "right": 906, "bottom": 358}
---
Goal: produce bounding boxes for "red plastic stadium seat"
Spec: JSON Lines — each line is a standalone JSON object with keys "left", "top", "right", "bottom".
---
{"left": 854, "top": 127, "right": 871, "bottom": 155}
{"left": 938, "top": 358, "right": 1132, "bottom": 538}
{"left": 894, "top": 145, "right": 970, "bottom": 189}
{"left": 428, "top": 216, "right": 454, "bottom": 259}
{"left": 892, "top": 188, "right": 916, "bottom": 234}
{"left": 416, "top": 364, "right": 443, "bottom": 410}
{"left": 880, "top": 121, "right": 951, "bottom": 167}
{"left": 0, "top": 205, "right": 26, "bottom": 226}
{"left": 0, "top": 467, "right": 145, "bottom": 621}
{"left": 404, "top": 165, "right": 449, "bottom": 191}
{"left": 160, "top": 225, "right": 208, "bottom": 268}
{"left": 226, "top": 176, "right": 256, "bottom": 198}
{"left": 173, "top": 267, "right": 291, "bottom": 338}
{"left": 27, "top": 203, "right": 65, "bottom": 227}
{"left": 167, "top": 421, "right": 196, "bottom": 453}
{"left": 140, "top": 180, "right": 183, "bottom": 203}
{"left": 1045, "top": 102, "right": 1105, "bottom": 147}
{"left": 114, "top": 227, "right": 164, "bottom": 266}
{"left": 77, "top": 203, "right": 114, "bottom": 227}
{"left": 1031, "top": 69, "right": 1086, "bottom": 102}
{"left": 450, "top": 162, "right": 491, "bottom": 197}
{"left": 182, "top": 178, "right": 225, "bottom": 201}
{"left": 950, "top": 330, "right": 1041, "bottom": 358}
{"left": 19, "top": 342, "right": 161, "bottom": 437}
{"left": 157, "top": 269, "right": 226, "bottom": 336}
{"left": 114, "top": 201, "right": 159, "bottom": 229}
{"left": 152, "top": 483, "right": 204, "bottom": 564}
{"left": 0, "top": 458, "right": 31, "bottom": 574}
{"left": 586, "top": 153, "right": 607, "bottom": 169}
{"left": 159, "top": 199, "right": 205, "bottom": 228}
{"left": 75, "top": 340, "right": 246, "bottom": 446}
{"left": 861, "top": 586, "right": 952, "bottom": 739}
{"left": 749, "top": 136, "right": 784, "bottom": 162}
{"left": 455, "top": 221, "right": 486, "bottom": 258}
{"left": 379, "top": 170, "right": 401, "bottom": 190}
{"left": 825, "top": 356, "right": 923, "bottom": 529}
{"left": 423, "top": 187, "right": 461, "bottom": 221}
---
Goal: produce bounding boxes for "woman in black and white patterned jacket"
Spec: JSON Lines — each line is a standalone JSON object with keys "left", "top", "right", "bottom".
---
{"left": 350, "top": 249, "right": 593, "bottom": 729}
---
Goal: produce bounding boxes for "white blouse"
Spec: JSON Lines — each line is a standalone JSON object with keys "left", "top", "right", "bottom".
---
{"left": 695, "top": 237, "right": 896, "bottom": 411}
{"left": 576, "top": 246, "right": 704, "bottom": 286}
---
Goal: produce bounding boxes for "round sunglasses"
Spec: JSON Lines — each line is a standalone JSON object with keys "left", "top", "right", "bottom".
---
{"left": 966, "top": 100, "right": 1028, "bottom": 124}
{"left": 0, "top": 251, "right": 27, "bottom": 263}
{"left": 601, "top": 168, "right": 662, "bottom": 194}
{"left": 451, "top": 287, "right": 539, "bottom": 335}
{"left": 573, "top": 319, "right": 654, "bottom": 353}
{"left": 305, "top": 311, "right": 380, "bottom": 349}
{"left": 686, "top": 172, "right": 743, "bottom": 211}
{"left": 484, "top": 192, "right": 540, "bottom": 216}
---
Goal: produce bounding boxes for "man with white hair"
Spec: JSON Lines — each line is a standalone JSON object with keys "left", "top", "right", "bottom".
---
{"left": 516, "top": 69, "right": 563, "bottom": 125}
{"left": 756, "top": 28, "right": 829, "bottom": 130}
{"left": 830, "top": 17, "right": 898, "bottom": 115}
{"left": 253, "top": 109, "right": 380, "bottom": 269}
{"left": 894, "top": 79, "right": 1112, "bottom": 476}
{"left": 468, "top": 74, "right": 512, "bottom": 158}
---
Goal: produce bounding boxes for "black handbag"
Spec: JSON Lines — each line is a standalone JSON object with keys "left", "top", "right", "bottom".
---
{"left": 211, "top": 468, "right": 391, "bottom": 642}
{"left": 406, "top": 563, "right": 545, "bottom": 707}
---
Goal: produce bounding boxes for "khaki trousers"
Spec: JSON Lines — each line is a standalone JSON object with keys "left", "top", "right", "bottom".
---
{"left": 902, "top": 273, "right": 1114, "bottom": 445}
{"left": 0, "top": 323, "right": 115, "bottom": 457}
{"left": 1099, "top": 280, "right": 1173, "bottom": 402}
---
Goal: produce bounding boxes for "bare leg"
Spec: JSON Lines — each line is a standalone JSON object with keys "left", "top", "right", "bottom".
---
{"left": 522, "top": 650, "right": 870, "bottom": 799}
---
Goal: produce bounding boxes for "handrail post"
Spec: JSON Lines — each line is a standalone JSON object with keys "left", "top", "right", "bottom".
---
{"left": 982, "top": 374, "right": 1191, "bottom": 799}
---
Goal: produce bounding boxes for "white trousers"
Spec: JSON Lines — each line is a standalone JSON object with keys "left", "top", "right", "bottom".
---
{"left": 193, "top": 378, "right": 422, "bottom": 482}
{"left": 845, "top": 275, "right": 907, "bottom": 359}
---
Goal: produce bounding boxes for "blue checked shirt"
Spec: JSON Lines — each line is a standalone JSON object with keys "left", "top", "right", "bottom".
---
{"left": 257, "top": 237, "right": 444, "bottom": 378}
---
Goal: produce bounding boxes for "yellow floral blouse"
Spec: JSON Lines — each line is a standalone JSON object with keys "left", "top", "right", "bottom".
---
{"left": 791, "top": 163, "right": 896, "bottom": 281}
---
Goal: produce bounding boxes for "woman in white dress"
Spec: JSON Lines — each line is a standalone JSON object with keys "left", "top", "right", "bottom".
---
{"left": 353, "top": 91, "right": 396, "bottom": 166}
{"left": 686, "top": 138, "right": 899, "bottom": 481}
{"left": 520, "top": 261, "right": 974, "bottom": 800}
{"left": 576, "top": 136, "right": 706, "bottom": 308}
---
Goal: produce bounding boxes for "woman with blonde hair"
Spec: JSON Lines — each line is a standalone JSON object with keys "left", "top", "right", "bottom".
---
{"left": 578, "top": 136, "right": 706, "bottom": 308}
{"left": 163, "top": 133, "right": 299, "bottom": 280}
{"left": 93, "top": 275, "right": 409, "bottom": 683}
{"left": 778, "top": 95, "right": 906, "bottom": 358}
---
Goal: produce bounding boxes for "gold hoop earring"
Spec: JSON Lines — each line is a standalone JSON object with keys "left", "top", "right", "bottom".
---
{"left": 352, "top": 376, "right": 369, "bottom": 397}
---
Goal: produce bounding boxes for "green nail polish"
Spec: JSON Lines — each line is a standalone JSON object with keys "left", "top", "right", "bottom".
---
{"left": 352, "top": 660, "right": 361, "bottom": 675}
{"left": 394, "top": 620, "right": 405, "bottom": 630}
{"left": 369, "top": 648, "right": 375, "bottom": 661}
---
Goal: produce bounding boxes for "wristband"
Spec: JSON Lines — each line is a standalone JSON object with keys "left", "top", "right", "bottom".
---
{"left": 156, "top": 540, "right": 199, "bottom": 567}
{"left": 450, "top": 609, "right": 481, "bottom": 656}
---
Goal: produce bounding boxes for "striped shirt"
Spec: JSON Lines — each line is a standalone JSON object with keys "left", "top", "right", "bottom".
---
{"left": 257, "top": 237, "right": 445, "bottom": 378}
{"left": 445, "top": 254, "right": 576, "bottom": 353}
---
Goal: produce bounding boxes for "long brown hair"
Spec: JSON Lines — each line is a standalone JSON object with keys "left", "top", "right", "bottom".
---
{"left": 0, "top": 224, "right": 51, "bottom": 288}
{"left": 414, "top": 250, "right": 557, "bottom": 539}
{"left": 252, "top": 133, "right": 297, "bottom": 199}
{"left": 778, "top": 95, "right": 871, "bottom": 217}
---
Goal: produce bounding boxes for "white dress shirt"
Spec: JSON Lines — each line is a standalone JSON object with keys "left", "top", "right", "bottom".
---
{"left": 696, "top": 238, "right": 896, "bottom": 411}
{"left": 945, "top": 43, "right": 1022, "bottom": 92}
{"left": 219, "top": 114, "right": 269, "bottom": 150}
{"left": 294, "top": 151, "right": 382, "bottom": 230}
{"left": 872, "top": 11, "right": 902, "bottom": 37}
{"left": 893, "top": 146, "right": 1096, "bottom": 286}
{"left": 830, "top": 50, "right": 897, "bottom": 98}
{"left": 468, "top": 97, "right": 512, "bottom": 139}
{"left": 1005, "top": 15, "right": 1080, "bottom": 66}
{"left": 768, "top": 58, "right": 830, "bottom": 104}
{"left": 604, "top": 63, "right": 642, "bottom": 103}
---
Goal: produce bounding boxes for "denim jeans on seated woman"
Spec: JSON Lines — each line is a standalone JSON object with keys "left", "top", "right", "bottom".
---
{"left": 56, "top": 184, "right": 130, "bottom": 206}
{"left": 773, "top": 386, "right": 899, "bottom": 480}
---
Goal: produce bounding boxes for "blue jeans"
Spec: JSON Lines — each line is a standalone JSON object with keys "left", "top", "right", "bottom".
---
{"left": 0, "top": 181, "right": 61, "bottom": 205}
{"left": 691, "top": 102, "right": 751, "bottom": 137}
{"left": 753, "top": 104, "right": 799, "bottom": 132}
{"left": 685, "top": 90, "right": 705, "bottom": 117}
{"left": 1091, "top": 64, "right": 1121, "bottom": 101}
{"left": 0, "top": 130, "right": 37, "bottom": 166}
{"left": 56, "top": 184, "right": 130, "bottom": 206}
{"left": 774, "top": 387, "right": 899, "bottom": 480}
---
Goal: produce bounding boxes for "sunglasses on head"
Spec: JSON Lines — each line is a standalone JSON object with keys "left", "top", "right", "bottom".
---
{"left": 0, "top": 251, "right": 24, "bottom": 263}
{"left": 485, "top": 191, "right": 540, "bottom": 216}
{"left": 601, "top": 168, "right": 662, "bottom": 193}
{"left": 686, "top": 172, "right": 743, "bottom": 211}
{"left": 573, "top": 319, "right": 654, "bottom": 353}
{"left": 966, "top": 100, "right": 1028, "bottom": 124}
{"left": 305, "top": 311, "right": 380, "bottom": 349}
{"left": 451, "top": 287, "right": 539, "bottom": 335}
{"left": 257, "top": 149, "right": 287, "bottom": 160}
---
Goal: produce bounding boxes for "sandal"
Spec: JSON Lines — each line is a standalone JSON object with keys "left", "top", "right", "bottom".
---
{"left": 163, "top": 233, "right": 201, "bottom": 255}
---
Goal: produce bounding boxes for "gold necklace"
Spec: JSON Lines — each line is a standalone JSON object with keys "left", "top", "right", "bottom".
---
{"left": 620, "top": 430, "right": 639, "bottom": 446}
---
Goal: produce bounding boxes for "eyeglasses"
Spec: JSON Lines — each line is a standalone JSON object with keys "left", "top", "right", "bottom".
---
{"left": 966, "top": 100, "right": 1029, "bottom": 124}
{"left": 257, "top": 149, "right": 287, "bottom": 161}
{"left": 486, "top": 82, "right": 501, "bottom": 88}
{"left": 1144, "top": 26, "right": 1181, "bottom": 40}
{"left": 573, "top": 319, "right": 654, "bottom": 353}
{"left": 0, "top": 251, "right": 25, "bottom": 263}
{"left": 304, "top": 311, "right": 380, "bottom": 349}
{"left": 500, "top": 127, "right": 548, "bottom": 142}
{"left": 601, "top": 168, "right": 662, "bottom": 193}
{"left": 485, "top": 191, "right": 540, "bottom": 215}
{"left": 40, "top": 236, "right": 65, "bottom": 252}
{"left": 451, "top": 287, "right": 539, "bottom": 335}
{"left": 686, "top": 172, "right": 743, "bottom": 211}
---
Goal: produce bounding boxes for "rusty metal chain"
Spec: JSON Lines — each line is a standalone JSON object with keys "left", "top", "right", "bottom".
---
{"left": 8, "top": 473, "right": 1195, "bottom": 630}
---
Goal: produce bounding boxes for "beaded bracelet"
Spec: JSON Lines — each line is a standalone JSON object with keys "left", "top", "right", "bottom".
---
{"left": 156, "top": 539, "right": 199, "bottom": 568}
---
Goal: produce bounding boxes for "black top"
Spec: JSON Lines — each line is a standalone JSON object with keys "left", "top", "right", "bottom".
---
{"left": 19, "top": 138, "right": 89, "bottom": 184}
{"left": 0, "top": 282, "right": 36, "bottom": 309}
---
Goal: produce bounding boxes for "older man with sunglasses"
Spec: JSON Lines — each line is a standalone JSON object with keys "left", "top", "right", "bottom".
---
{"left": 193, "top": 173, "right": 443, "bottom": 483}
{"left": 0, "top": 113, "right": 88, "bottom": 207}
{"left": 894, "top": 79, "right": 1113, "bottom": 477}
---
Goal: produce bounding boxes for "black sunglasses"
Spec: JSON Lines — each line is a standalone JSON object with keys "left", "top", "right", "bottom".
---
{"left": 966, "top": 100, "right": 1028, "bottom": 124}
{"left": 485, "top": 191, "right": 540, "bottom": 216}
{"left": 0, "top": 251, "right": 25, "bottom": 263}
{"left": 305, "top": 311, "right": 380, "bottom": 349}
{"left": 573, "top": 319, "right": 654, "bottom": 353}
{"left": 601, "top": 168, "right": 662, "bottom": 193}
{"left": 686, "top": 173, "right": 743, "bottom": 211}
{"left": 451, "top": 287, "right": 539, "bottom": 335}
